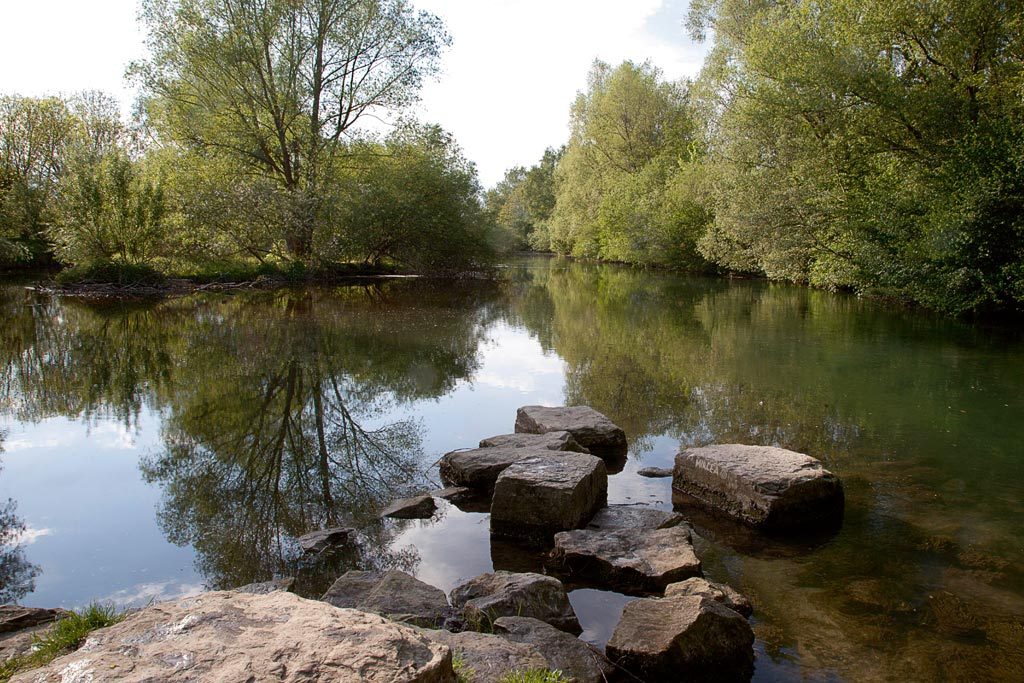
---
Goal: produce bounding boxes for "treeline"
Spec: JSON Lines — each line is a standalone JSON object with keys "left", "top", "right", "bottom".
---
{"left": 0, "top": 0, "right": 493, "bottom": 280}
{"left": 488, "top": 0, "right": 1024, "bottom": 315}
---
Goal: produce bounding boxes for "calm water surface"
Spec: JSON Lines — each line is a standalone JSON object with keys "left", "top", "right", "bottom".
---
{"left": 1, "top": 257, "right": 1022, "bottom": 681}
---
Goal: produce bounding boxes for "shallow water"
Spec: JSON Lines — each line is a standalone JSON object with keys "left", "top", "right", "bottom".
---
{"left": 1, "top": 257, "right": 1022, "bottom": 681}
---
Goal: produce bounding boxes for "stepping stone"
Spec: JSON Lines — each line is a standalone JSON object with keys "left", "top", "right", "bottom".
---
{"left": 586, "top": 505, "right": 685, "bottom": 531}
{"left": 515, "top": 405, "right": 627, "bottom": 457}
{"left": 233, "top": 577, "right": 296, "bottom": 595}
{"left": 673, "top": 444, "right": 844, "bottom": 531}
{"left": 479, "top": 431, "right": 590, "bottom": 453}
{"left": 428, "top": 630, "right": 547, "bottom": 683}
{"left": 665, "top": 577, "right": 753, "bottom": 617}
{"left": 490, "top": 454, "right": 607, "bottom": 544}
{"left": 606, "top": 595, "right": 755, "bottom": 681}
{"left": 552, "top": 526, "right": 702, "bottom": 594}
{"left": 439, "top": 445, "right": 574, "bottom": 491}
{"left": 321, "top": 570, "right": 452, "bottom": 628}
{"left": 380, "top": 494, "right": 436, "bottom": 519}
{"left": 637, "top": 466, "right": 673, "bottom": 478}
{"left": 494, "top": 616, "right": 617, "bottom": 683}
{"left": 431, "top": 486, "right": 473, "bottom": 501}
{"left": 297, "top": 527, "right": 355, "bottom": 553}
{"left": 450, "top": 571, "right": 581, "bottom": 634}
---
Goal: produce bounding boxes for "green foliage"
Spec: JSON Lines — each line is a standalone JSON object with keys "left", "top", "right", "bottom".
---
{"left": 484, "top": 147, "right": 561, "bottom": 252}
{"left": 54, "top": 261, "right": 167, "bottom": 287}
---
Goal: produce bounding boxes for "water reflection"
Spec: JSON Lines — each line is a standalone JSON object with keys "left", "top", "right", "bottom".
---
{"left": 0, "top": 434, "right": 40, "bottom": 603}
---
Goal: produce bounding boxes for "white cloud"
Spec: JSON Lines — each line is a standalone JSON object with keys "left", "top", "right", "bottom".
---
{"left": 99, "top": 580, "right": 205, "bottom": 607}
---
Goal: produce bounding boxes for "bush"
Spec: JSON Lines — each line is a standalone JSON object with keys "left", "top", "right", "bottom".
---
{"left": 55, "top": 260, "right": 166, "bottom": 286}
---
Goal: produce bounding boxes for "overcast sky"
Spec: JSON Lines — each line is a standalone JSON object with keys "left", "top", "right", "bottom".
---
{"left": 0, "top": 0, "right": 707, "bottom": 185}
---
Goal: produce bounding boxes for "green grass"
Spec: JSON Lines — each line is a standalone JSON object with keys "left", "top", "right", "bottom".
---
{"left": 0, "top": 603, "right": 128, "bottom": 682}
{"left": 498, "top": 670, "right": 569, "bottom": 683}
{"left": 452, "top": 651, "right": 475, "bottom": 683}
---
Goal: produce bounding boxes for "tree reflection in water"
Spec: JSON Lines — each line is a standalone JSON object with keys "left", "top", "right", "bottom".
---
{"left": 0, "top": 434, "right": 40, "bottom": 604}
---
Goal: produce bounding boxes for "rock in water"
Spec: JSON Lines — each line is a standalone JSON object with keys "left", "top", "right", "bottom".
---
{"left": 606, "top": 595, "right": 755, "bottom": 681}
{"left": 478, "top": 431, "right": 590, "bottom": 453}
{"left": 10, "top": 591, "right": 455, "bottom": 683}
{"left": 449, "top": 571, "right": 581, "bottom": 634}
{"left": 381, "top": 494, "right": 437, "bottom": 519}
{"left": 586, "top": 505, "right": 685, "bottom": 531}
{"left": 322, "top": 570, "right": 453, "bottom": 628}
{"left": 297, "top": 526, "right": 355, "bottom": 553}
{"left": 427, "top": 630, "right": 547, "bottom": 683}
{"left": 552, "top": 526, "right": 702, "bottom": 594}
{"left": 493, "top": 617, "right": 617, "bottom": 683}
{"left": 490, "top": 454, "right": 607, "bottom": 544}
{"left": 673, "top": 444, "right": 844, "bottom": 531}
{"left": 0, "top": 606, "right": 66, "bottom": 634}
{"left": 439, "top": 445, "right": 575, "bottom": 491}
{"left": 665, "top": 577, "right": 753, "bottom": 618}
{"left": 515, "top": 405, "right": 627, "bottom": 457}
{"left": 233, "top": 577, "right": 296, "bottom": 595}
{"left": 637, "top": 466, "right": 673, "bottom": 478}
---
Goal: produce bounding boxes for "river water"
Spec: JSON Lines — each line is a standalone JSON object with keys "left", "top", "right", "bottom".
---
{"left": 1, "top": 257, "right": 1022, "bottom": 681}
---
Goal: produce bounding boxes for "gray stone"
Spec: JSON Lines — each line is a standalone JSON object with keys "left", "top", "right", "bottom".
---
{"left": 665, "top": 577, "right": 753, "bottom": 618}
{"left": 515, "top": 405, "right": 627, "bottom": 456}
{"left": 552, "top": 526, "right": 702, "bottom": 594}
{"left": 479, "top": 431, "right": 590, "bottom": 453}
{"left": 10, "top": 591, "right": 455, "bottom": 683}
{"left": 427, "top": 630, "right": 547, "bottom": 683}
{"left": 382, "top": 494, "right": 437, "bottom": 519}
{"left": 450, "top": 571, "right": 581, "bottom": 634}
{"left": 439, "top": 445, "right": 574, "bottom": 491}
{"left": 637, "top": 466, "right": 673, "bottom": 478}
{"left": 586, "top": 505, "right": 685, "bottom": 531}
{"left": 297, "top": 526, "right": 355, "bottom": 553}
{"left": 431, "top": 486, "right": 473, "bottom": 502}
{"left": 233, "top": 577, "right": 295, "bottom": 595}
{"left": 0, "top": 606, "right": 66, "bottom": 635}
{"left": 673, "top": 444, "right": 844, "bottom": 530}
{"left": 493, "top": 617, "right": 617, "bottom": 683}
{"left": 490, "top": 454, "right": 607, "bottom": 544}
{"left": 606, "top": 595, "right": 755, "bottom": 681}
{"left": 322, "top": 570, "right": 453, "bottom": 628}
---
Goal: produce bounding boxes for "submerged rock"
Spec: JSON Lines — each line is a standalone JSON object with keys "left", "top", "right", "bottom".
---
{"left": 493, "top": 616, "right": 617, "bottom": 683}
{"left": 10, "top": 591, "right": 455, "bottom": 683}
{"left": 479, "top": 431, "right": 590, "bottom": 453}
{"left": 381, "top": 494, "right": 437, "bottom": 519}
{"left": 450, "top": 571, "right": 581, "bottom": 634}
{"left": 606, "top": 595, "right": 755, "bottom": 681}
{"left": 233, "top": 577, "right": 296, "bottom": 595}
{"left": 665, "top": 577, "right": 753, "bottom": 618}
{"left": 490, "top": 454, "right": 607, "bottom": 544}
{"left": 637, "top": 466, "right": 674, "bottom": 478}
{"left": 673, "top": 444, "right": 844, "bottom": 531}
{"left": 322, "top": 570, "right": 453, "bottom": 629}
{"left": 439, "top": 445, "right": 572, "bottom": 491}
{"left": 427, "top": 630, "right": 547, "bottom": 683}
{"left": 515, "top": 405, "right": 627, "bottom": 457}
{"left": 297, "top": 526, "right": 355, "bottom": 553}
{"left": 552, "top": 526, "right": 702, "bottom": 594}
{"left": 586, "top": 505, "right": 685, "bottom": 531}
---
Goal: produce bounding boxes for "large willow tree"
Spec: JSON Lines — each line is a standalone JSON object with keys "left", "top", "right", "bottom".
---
{"left": 134, "top": 0, "right": 448, "bottom": 260}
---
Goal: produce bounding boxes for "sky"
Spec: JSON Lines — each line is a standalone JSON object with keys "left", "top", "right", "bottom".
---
{"left": 0, "top": 0, "right": 708, "bottom": 186}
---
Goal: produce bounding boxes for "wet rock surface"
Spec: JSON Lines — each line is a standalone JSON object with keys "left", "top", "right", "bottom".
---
{"left": 449, "top": 571, "right": 581, "bottom": 634}
{"left": 297, "top": 526, "right": 355, "bottom": 553}
{"left": 606, "top": 595, "right": 755, "bottom": 682}
{"left": 439, "top": 445, "right": 572, "bottom": 491}
{"left": 493, "top": 616, "right": 617, "bottom": 683}
{"left": 479, "top": 431, "right": 590, "bottom": 453}
{"left": 381, "top": 494, "right": 437, "bottom": 519}
{"left": 673, "top": 444, "right": 844, "bottom": 531}
{"left": 426, "top": 630, "right": 547, "bottom": 683}
{"left": 321, "top": 570, "right": 453, "bottom": 628}
{"left": 665, "top": 577, "right": 753, "bottom": 618}
{"left": 490, "top": 454, "right": 608, "bottom": 543}
{"left": 552, "top": 526, "right": 702, "bottom": 593}
{"left": 515, "top": 405, "right": 628, "bottom": 457}
{"left": 10, "top": 591, "right": 455, "bottom": 683}
{"left": 586, "top": 505, "right": 685, "bottom": 531}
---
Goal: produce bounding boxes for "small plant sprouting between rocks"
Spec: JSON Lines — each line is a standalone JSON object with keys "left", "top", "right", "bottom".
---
{"left": 452, "top": 651, "right": 475, "bottom": 683}
{"left": 498, "top": 670, "right": 569, "bottom": 683}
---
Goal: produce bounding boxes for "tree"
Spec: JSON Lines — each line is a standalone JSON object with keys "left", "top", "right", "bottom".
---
{"left": 134, "top": 0, "right": 449, "bottom": 261}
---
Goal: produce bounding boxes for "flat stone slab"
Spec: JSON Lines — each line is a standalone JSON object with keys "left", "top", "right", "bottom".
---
{"left": 479, "top": 431, "right": 590, "bottom": 453}
{"left": 10, "top": 591, "right": 454, "bottom": 682}
{"left": 427, "top": 630, "right": 547, "bottom": 683}
{"left": 586, "top": 505, "right": 685, "bottom": 531}
{"left": 637, "top": 466, "right": 673, "bottom": 478}
{"left": 665, "top": 577, "right": 753, "bottom": 617}
{"left": 450, "top": 571, "right": 581, "bottom": 634}
{"left": 381, "top": 494, "right": 437, "bottom": 519}
{"left": 490, "top": 454, "right": 607, "bottom": 544}
{"left": 606, "top": 595, "right": 754, "bottom": 681}
{"left": 515, "top": 405, "right": 627, "bottom": 457}
{"left": 321, "top": 570, "right": 453, "bottom": 628}
{"left": 552, "top": 526, "right": 702, "bottom": 593}
{"left": 673, "top": 444, "right": 844, "bottom": 531}
{"left": 493, "top": 617, "right": 616, "bottom": 683}
{"left": 439, "top": 445, "right": 575, "bottom": 491}
{"left": 297, "top": 526, "right": 355, "bottom": 553}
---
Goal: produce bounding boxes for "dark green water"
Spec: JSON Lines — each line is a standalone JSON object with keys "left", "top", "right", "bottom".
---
{"left": 1, "top": 257, "right": 1022, "bottom": 681}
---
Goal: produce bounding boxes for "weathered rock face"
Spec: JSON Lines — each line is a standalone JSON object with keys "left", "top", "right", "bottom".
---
{"left": 665, "top": 577, "right": 753, "bottom": 618}
{"left": 297, "top": 526, "right": 355, "bottom": 553}
{"left": 586, "top": 505, "right": 685, "bottom": 532}
{"left": 0, "top": 606, "right": 66, "bottom": 634}
{"left": 449, "top": 571, "right": 581, "bottom": 634}
{"left": 637, "top": 466, "right": 674, "bottom": 478}
{"left": 490, "top": 454, "right": 608, "bottom": 543}
{"left": 322, "top": 570, "right": 453, "bottom": 628}
{"left": 10, "top": 591, "right": 455, "bottom": 683}
{"left": 439, "top": 445, "right": 571, "bottom": 491}
{"left": 427, "top": 630, "right": 547, "bottom": 683}
{"left": 493, "top": 617, "right": 617, "bottom": 683}
{"left": 233, "top": 577, "right": 296, "bottom": 595}
{"left": 515, "top": 405, "right": 627, "bottom": 457}
{"left": 673, "top": 444, "right": 845, "bottom": 531}
{"left": 552, "top": 526, "right": 702, "bottom": 594}
{"left": 606, "top": 595, "right": 755, "bottom": 682}
{"left": 381, "top": 494, "right": 437, "bottom": 519}
{"left": 479, "top": 431, "right": 590, "bottom": 453}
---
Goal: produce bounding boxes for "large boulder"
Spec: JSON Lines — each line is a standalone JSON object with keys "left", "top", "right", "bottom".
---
{"left": 322, "top": 570, "right": 453, "bottom": 629}
{"left": 439, "top": 446, "right": 573, "bottom": 492}
{"left": 586, "top": 505, "right": 685, "bottom": 531}
{"left": 479, "top": 431, "right": 590, "bottom": 453}
{"left": 552, "top": 526, "right": 702, "bottom": 594}
{"left": 427, "top": 630, "right": 547, "bottom": 683}
{"left": 449, "top": 571, "right": 581, "bottom": 634}
{"left": 493, "top": 617, "right": 617, "bottom": 683}
{"left": 10, "top": 591, "right": 455, "bottom": 682}
{"left": 381, "top": 494, "right": 437, "bottom": 520}
{"left": 673, "top": 444, "right": 844, "bottom": 531}
{"left": 665, "top": 577, "right": 753, "bottom": 618}
{"left": 490, "top": 454, "right": 607, "bottom": 544}
{"left": 297, "top": 526, "right": 355, "bottom": 553}
{"left": 606, "top": 595, "right": 755, "bottom": 681}
{"left": 515, "top": 405, "right": 627, "bottom": 457}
